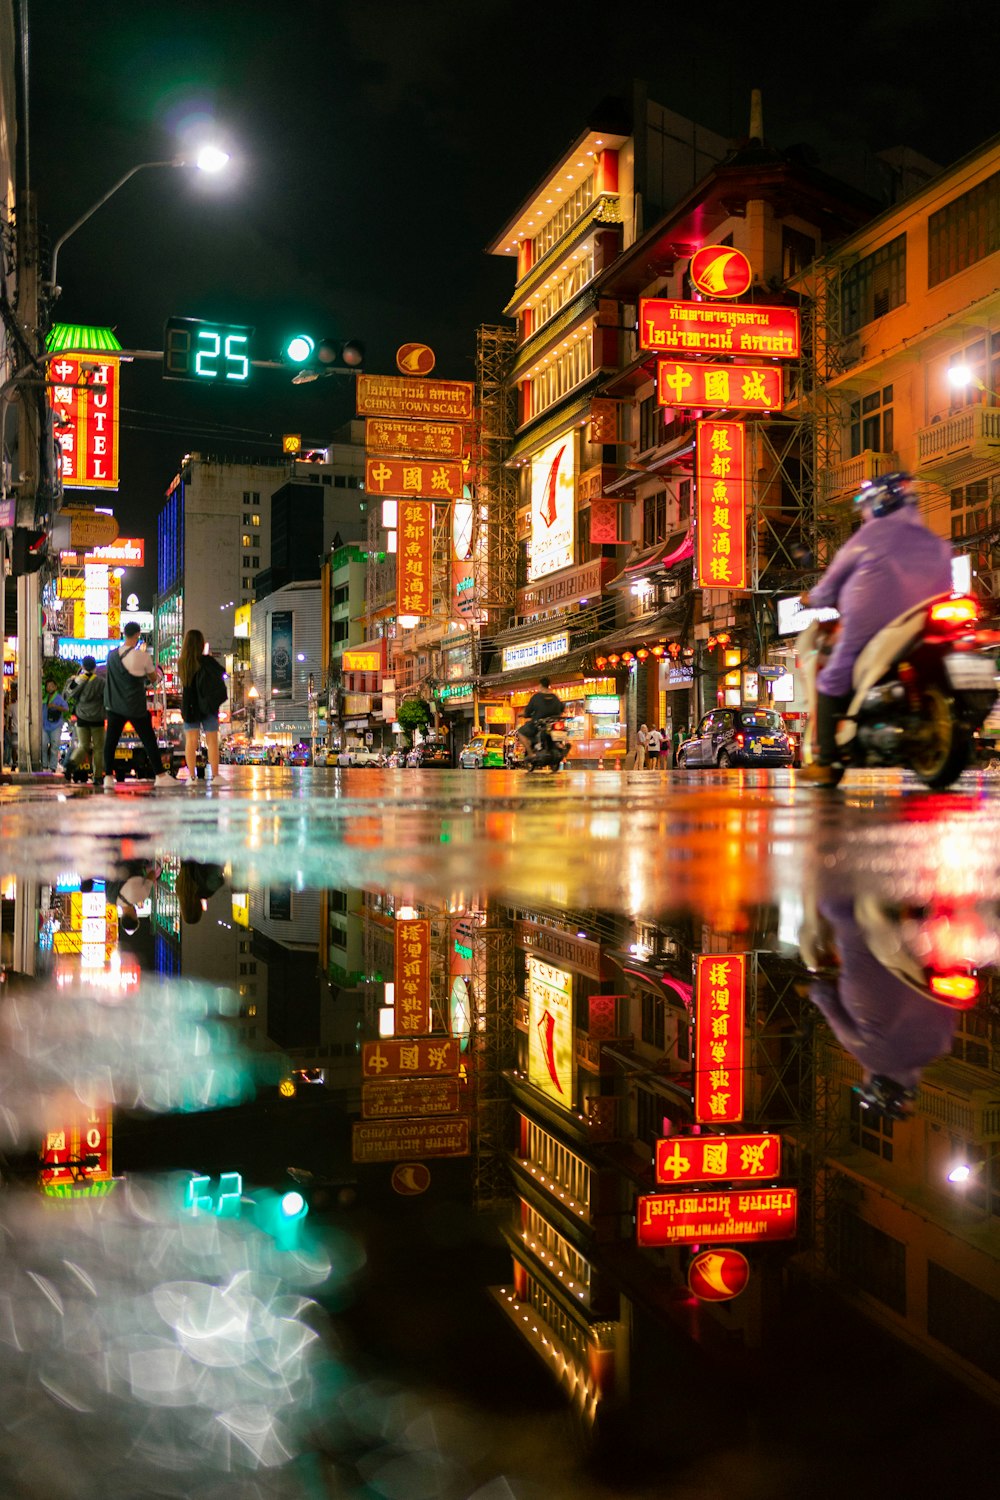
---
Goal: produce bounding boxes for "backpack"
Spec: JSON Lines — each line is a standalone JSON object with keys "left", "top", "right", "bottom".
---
{"left": 196, "top": 657, "right": 228, "bottom": 715}
{"left": 69, "top": 670, "right": 106, "bottom": 723}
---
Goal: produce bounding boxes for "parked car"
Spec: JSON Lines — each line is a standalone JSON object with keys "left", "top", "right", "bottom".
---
{"left": 458, "top": 733, "right": 506, "bottom": 769}
{"left": 335, "top": 746, "right": 383, "bottom": 767}
{"left": 288, "top": 742, "right": 313, "bottom": 767}
{"left": 406, "top": 741, "right": 451, "bottom": 768}
{"left": 675, "top": 707, "right": 794, "bottom": 769}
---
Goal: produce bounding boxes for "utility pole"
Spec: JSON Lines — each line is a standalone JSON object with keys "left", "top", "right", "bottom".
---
{"left": 15, "top": 186, "right": 43, "bottom": 772}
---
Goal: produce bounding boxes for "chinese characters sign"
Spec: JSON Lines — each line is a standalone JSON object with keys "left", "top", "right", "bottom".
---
{"left": 529, "top": 435, "right": 576, "bottom": 581}
{"left": 366, "top": 417, "right": 463, "bottom": 458}
{"left": 656, "top": 1132, "right": 780, "bottom": 1186}
{"left": 657, "top": 361, "right": 783, "bottom": 412}
{"left": 40, "top": 1105, "right": 113, "bottom": 1185}
{"left": 48, "top": 353, "right": 120, "bottom": 489}
{"left": 366, "top": 457, "right": 463, "bottom": 499}
{"left": 362, "top": 1038, "right": 460, "bottom": 1077}
{"left": 394, "top": 918, "right": 430, "bottom": 1034}
{"left": 636, "top": 1188, "right": 798, "bottom": 1246}
{"left": 696, "top": 422, "right": 747, "bottom": 591}
{"left": 357, "top": 374, "right": 474, "bottom": 420}
{"left": 694, "top": 953, "right": 746, "bottom": 1123}
{"left": 639, "top": 299, "right": 800, "bottom": 358}
{"left": 352, "top": 1117, "right": 470, "bottom": 1163}
{"left": 396, "top": 500, "right": 433, "bottom": 617}
{"left": 527, "top": 957, "right": 574, "bottom": 1105}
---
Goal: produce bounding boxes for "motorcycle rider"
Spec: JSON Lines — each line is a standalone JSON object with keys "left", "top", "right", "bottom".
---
{"left": 516, "top": 676, "right": 565, "bottom": 763}
{"left": 799, "top": 472, "right": 952, "bottom": 786}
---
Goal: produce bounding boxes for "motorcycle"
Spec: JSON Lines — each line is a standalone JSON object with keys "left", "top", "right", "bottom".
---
{"left": 797, "top": 592, "right": 999, "bottom": 788}
{"left": 521, "top": 716, "right": 571, "bottom": 773}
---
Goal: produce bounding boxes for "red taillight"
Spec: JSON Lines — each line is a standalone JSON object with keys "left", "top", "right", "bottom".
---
{"left": 929, "top": 973, "right": 980, "bottom": 1004}
{"left": 735, "top": 733, "right": 745, "bottom": 748}
{"left": 929, "top": 596, "right": 978, "bottom": 626}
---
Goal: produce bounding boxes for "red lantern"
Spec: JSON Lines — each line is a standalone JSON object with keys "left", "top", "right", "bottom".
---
{"left": 636, "top": 647, "right": 650, "bottom": 661}
{"left": 595, "top": 656, "right": 608, "bottom": 669}
{"left": 651, "top": 644, "right": 665, "bottom": 658}
{"left": 668, "top": 642, "right": 682, "bottom": 659}
{"left": 622, "top": 651, "right": 635, "bottom": 664}
{"left": 608, "top": 654, "right": 621, "bottom": 666}
{"left": 716, "top": 632, "right": 731, "bottom": 646}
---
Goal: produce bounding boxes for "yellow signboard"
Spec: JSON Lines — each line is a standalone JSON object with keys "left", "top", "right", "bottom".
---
{"left": 527, "top": 957, "right": 574, "bottom": 1106}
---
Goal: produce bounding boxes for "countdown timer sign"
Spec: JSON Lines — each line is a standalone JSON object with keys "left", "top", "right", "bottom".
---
{"left": 163, "top": 317, "right": 254, "bottom": 384}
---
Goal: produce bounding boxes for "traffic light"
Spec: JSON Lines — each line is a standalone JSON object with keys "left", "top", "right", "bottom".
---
{"left": 12, "top": 527, "right": 48, "bottom": 576}
{"left": 282, "top": 334, "right": 364, "bottom": 383}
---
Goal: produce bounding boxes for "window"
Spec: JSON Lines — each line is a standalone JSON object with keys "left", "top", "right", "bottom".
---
{"left": 928, "top": 169, "right": 1000, "bottom": 287}
{"left": 642, "top": 489, "right": 668, "bottom": 548}
{"left": 329, "top": 889, "right": 348, "bottom": 912}
{"left": 242, "top": 555, "right": 250, "bottom": 567}
{"left": 530, "top": 249, "right": 595, "bottom": 332}
{"left": 334, "top": 474, "right": 346, "bottom": 487}
{"left": 252, "top": 514, "right": 261, "bottom": 527}
{"left": 849, "top": 1089, "right": 894, "bottom": 1161}
{"left": 635, "top": 1088, "right": 663, "bottom": 1149}
{"left": 641, "top": 992, "right": 665, "bottom": 1050}
{"left": 949, "top": 336, "right": 1000, "bottom": 410}
{"left": 251, "top": 555, "right": 259, "bottom": 568}
{"left": 782, "top": 224, "right": 816, "bottom": 280}
{"left": 677, "top": 479, "right": 692, "bottom": 524}
{"left": 334, "top": 620, "right": 349, "bottom": 642}
{"left": 330, "top": 927, "right": 346, "bottom": 949}
{"left": 949, "top": 480, "right": 995, "bottom": 550}
{"left": 638, "top": 394, "right": 660, "bottom": 453}
{"left": 242, "top": 575, "right": 252, "bottom": 590}
{"left": 842, "top": 235, "right": 906, "bottom": 333}
{"left": 528, "top": 337, "right": 592, "bottom": 419}
{"left": 252, "top": 493, "right": 260, "bottom": 505}
{"left": 530, "top": 174, "right": 595, "bottom": 261}
{"left": 849, "top": 386, "right": 894, "bottom": 457}
{"left": 241, "top": 533, "right": 252, "bottom": 547}
{"left": 242, "top": 513, "right": 251, "bottom": 525}
{"left": 838, "top": 1210, "right": 906, "bottom": 1315}
{"left": 951, "top": 1003, "right": 993, "bottom": 1070}
{"left": 334, "top": 584, "right": 349, "bottom": 606}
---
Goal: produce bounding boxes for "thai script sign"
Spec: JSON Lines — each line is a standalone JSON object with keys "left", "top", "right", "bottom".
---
{"left": 696, "top": 421, "right": 747, "bottom": 591}
{"left": 639, "top": 299, "right": 800, "bottom": 358}
{"left": 501, "top": 631, "right": 570, "bottom": 673}
{"left": 357, "top": 374, "right": 474, "bottom": 420}
{"left": 366, "top": 418, "right": 463, "bottom": 458}
{"left": 362, "top": 1078, "right": 461, "bottom": 1119}
{"left": 637, "top": 1187, "right": 798, "bottom": 1246}
{"left": 694, "top": 953, "right": 747, "bottom": 1123}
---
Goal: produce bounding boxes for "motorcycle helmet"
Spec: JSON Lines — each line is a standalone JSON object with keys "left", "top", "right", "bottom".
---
{"left": 852, "top": 471, "right": 917, "bottom": 518}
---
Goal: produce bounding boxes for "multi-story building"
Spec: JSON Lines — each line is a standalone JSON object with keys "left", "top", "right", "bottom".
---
{"left": 249, "top": 579, "right": 322, "bottom": 749}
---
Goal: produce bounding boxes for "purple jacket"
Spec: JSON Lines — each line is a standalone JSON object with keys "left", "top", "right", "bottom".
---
{"left": 809, "top": 507, "right": 953, "bottom": 695}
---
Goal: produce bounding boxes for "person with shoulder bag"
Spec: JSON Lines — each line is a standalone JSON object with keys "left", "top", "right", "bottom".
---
{"left": 65, "top": 655, "right": 107, "bottom": 785}
{"left": 103, "top": 623, "right": 173, "bottom": 787}
{"left": 179, "top": 628, "right": 228, "bottom": 784}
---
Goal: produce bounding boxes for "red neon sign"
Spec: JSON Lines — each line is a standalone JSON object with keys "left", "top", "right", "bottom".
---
{"left": 639, "top": 298, "right": 800, "bottom": 358}
{"left": 696, "top": 422, "right": 747, "bottom": 592}
{"left": 688, "top": 1248, "right": 751, "bottom": 1301}
{"left": 49, "top": 354, "right": 121, "bottom": 489}
{"left": 694, "top": 954, "right": 747, "bottom": 1123}
{"left": 394, "top": 918, "right": 431, "bottom": 1034}
{"left": 656, "top": 1132, "right": 780, "bottom": 1186}
{"left": 396, "top": 499, "right": 433, "bottom": 617}
{"left": 636, "top": 1188, "right": 798, "bottom": 1246}
{"left": 657, "top": 360, "right": 783, "bottom": 412}
{"left": 689, "top": 246, "right": 753, "bottom": 299}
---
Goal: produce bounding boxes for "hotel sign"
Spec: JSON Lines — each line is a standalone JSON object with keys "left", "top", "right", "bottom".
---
{"left": 366, "top": 418, "right": 463, "bottom": 458}
{"left": 694, "top": 953, "right": 747, "bottom": 1123}
{"left": 49, "top": 353, "right": 121, "bottom": 489}
{"left": 639, "top": 298, "right": 800, "bottom": 358}
{"left": 696, "top": 421, "right": 747, "bottom": 592}
{"left": 655, "top": 1132, "right": 780, "bottom": 1186}
{"left": 501, "top": 631, "right": 570, "bottom": 673}
{"left": 357, "top": 374, "right": 474, "bottom": 421}
{"left": 637, "top": 1188, "right": 798, "bottom": 1246}
{"left": 658, "top": 361, "right": 783, "bottom": 412}
{"left": 366, "top": 456, "right": 463, "bottom": 499}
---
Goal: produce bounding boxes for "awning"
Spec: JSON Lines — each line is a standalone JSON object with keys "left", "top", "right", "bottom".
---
{"left": 478, "top": 645, "right": 593, "bottom": 690}
{"left": 607, "top": 530, "right": 692, "bottom": 591}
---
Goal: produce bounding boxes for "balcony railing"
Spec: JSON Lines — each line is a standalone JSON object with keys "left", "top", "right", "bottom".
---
{"left": 516, "top": 556, "right": 617, "bottom": 616}
{"left": 917, "top": 406, "right": 1000, "bottom": 482}
{"left": 819, "top": 450, "right": 898, "bottom": 503}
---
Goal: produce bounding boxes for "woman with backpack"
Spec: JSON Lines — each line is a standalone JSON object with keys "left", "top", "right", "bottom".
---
{"left": 179, "top": 629, "right": 228, "bottom": 784}
{"left": 65, "top": 655, "right": 107, "bottom": 785}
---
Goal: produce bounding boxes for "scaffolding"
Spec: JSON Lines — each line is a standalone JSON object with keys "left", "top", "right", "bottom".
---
{"left": 472, "top": 323, "right": 518, "bottom": 629}
{"left": 471, "top": 902, "right": 518, "bottom": 1212}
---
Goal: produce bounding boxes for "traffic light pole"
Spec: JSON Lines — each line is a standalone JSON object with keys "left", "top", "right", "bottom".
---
{"left": 15, "top": 187, "right": 43, "bottom": 772}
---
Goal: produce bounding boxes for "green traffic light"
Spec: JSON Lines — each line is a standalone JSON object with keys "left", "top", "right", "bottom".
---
{"left": 285, "top": 334, "right": 315, "bottom": 364}
{"left": 280, "top": 1190, "right": 307, "bottom": 1218}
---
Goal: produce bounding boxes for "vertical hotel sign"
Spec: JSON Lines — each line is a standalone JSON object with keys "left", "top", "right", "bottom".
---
{"left": 395, "top": 918, "right": 431, "bottom": 1034}
{"left": 396, "top": 500, "right": 433, "bottom": 617}
{"left": 696, "top": 420, "right": 746, "bottom": 590}
{"left": 48, "top": 346, "right": 121, "bottom": 490}
{"left": 694, "top": 954, "right": 746, "bottom": 1124}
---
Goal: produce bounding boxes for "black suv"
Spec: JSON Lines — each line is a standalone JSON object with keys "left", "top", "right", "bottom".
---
{"left": 676, "top": 708, "right": 793, "bottom": 769}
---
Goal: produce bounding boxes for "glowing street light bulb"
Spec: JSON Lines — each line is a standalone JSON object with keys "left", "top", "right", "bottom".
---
{"left": 948, "top": 365, "right": 974, "bottom": 389}
{"left": 195, "top": 146, "right": 230, "bottom": 174}
{"left": 948, "top": 1163, "right": 972, "bottom": 1183}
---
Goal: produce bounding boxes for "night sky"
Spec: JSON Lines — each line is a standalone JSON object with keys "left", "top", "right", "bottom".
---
{"left": 27, "top": 0, "right": 990, "bottom": 600}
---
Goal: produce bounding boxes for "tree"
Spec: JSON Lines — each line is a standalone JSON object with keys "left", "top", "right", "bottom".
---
{"left": 396, "top": 696, "right": 432, "bottom": 743}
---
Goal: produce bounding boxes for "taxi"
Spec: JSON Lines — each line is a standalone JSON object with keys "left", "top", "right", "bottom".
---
{"left": 676, "top": 707, "right": 793, "bottom": 769}
{"left": 458, "top": 732, "right": 506, "bottom": 769}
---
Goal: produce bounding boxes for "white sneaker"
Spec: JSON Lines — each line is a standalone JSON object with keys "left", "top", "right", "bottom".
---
{"left": 154, "top": 772, "right": 175, "bottom": 788}
{"left": 204, "top": 764, "right": 213, "bottom": 784}
{"left": 103, "top": 775, "right": 116, "bottom": 789}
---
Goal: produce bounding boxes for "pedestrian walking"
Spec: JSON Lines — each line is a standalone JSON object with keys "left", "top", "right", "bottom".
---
{"left": 636, "top": 723, "right": 649, "bottom": 770}
{"left": 64, "top": 655, "right": 107, "bottom": 785}
{"left": 646, "top": 725, "right": 663, "bottom": 768}
{"left": 102, "top": 622, "right": 173, "bottom": 788}
{"left": 41, "top": 678, "right": 69, "bottom": 771}
{"left": 4, "top": 689, "right": 17, "bottom": 770}
{"left": 179, "top": 628, "right": 228, "bottom": 783}
{"left": 672, "top": 723, "right": 687, "bottom": 768}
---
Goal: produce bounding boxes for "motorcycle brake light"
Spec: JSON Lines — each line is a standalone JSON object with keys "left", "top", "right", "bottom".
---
{"left": 929, "top": 973, "right": 980, "bottom": 1004}
{"left": 929, "top": 596, "right": 978, "bottom": 625}
{"left": 735, "top": 733, "right": 745, "bottom": 748}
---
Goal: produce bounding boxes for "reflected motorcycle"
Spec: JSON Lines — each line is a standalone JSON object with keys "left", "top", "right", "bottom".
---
{"left": 797, "top": 592, "right": 999, "bottom": 787}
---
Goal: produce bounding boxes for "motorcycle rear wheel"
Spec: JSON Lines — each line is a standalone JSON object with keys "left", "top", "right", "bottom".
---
{"left": 910, "top": 686, "right": 970, "bottom": 788}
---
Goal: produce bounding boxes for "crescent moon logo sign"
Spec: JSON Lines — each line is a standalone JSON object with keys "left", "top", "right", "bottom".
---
{"left": 687, "top": 1248, "right": 750, "bottom": 1301}
{"left": 689, "top": 246, "right": 753, "bottom": 299}
{"left": 395, "top": 343, "right": 436, "bottom": 376}
{"left": 391, "top": 1162, "right": 431, "bottom": 1195}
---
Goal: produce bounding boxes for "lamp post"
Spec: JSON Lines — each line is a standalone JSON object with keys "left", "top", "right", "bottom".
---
{"left": 247, "top": 684, "right": 259, "bottom": 744}
{"left": 947, "top": 365, "right": 1000, "bottom": 404}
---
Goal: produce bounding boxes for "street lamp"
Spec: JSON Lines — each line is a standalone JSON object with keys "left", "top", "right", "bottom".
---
{"left": 947, "top": 365, "right": 1000, "bottom": 402}
{"left": 247, "top": 684, "right": 259, "bottom": 744}
{"left": 46, "top": 147, "right": 231, "bottom": 298}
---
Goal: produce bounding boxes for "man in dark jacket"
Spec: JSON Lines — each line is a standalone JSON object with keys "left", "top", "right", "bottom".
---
{"left": 65, "top": 655, "right": 107, "bottom": 785}
{"left": 103, "top": 623, "right": 173, "bottom": 787}
{"left": 516, "top": 677, "right": 564, "bottom": 758}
